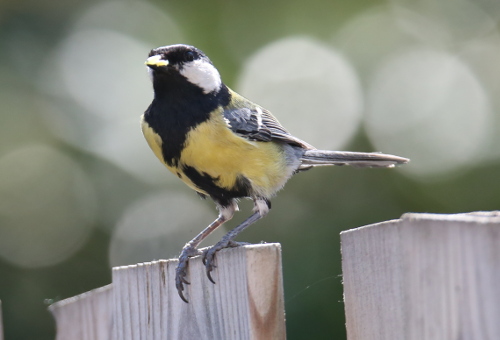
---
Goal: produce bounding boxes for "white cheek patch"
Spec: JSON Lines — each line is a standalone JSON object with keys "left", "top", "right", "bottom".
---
{"left": 180, "top": 59, "right": 222, "bottom": 94}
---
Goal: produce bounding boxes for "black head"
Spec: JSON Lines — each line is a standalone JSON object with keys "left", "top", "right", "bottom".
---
{"left": 146, "top": 44, "right": 222, "bottom": 94}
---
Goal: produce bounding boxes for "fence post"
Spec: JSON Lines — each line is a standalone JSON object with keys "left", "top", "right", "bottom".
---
{"left": 341, "top": 211, "right": 500, "bottom": 340}
{"left": 112, "top": 243, "right": 285, "bottom": 340}
{"left": 49, "top": 285, "right": 113, "bottom": 340}
{"left": 50, "top": 243, "right": 286, "bottom": 340}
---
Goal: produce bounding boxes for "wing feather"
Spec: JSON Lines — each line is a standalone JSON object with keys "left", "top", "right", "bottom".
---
{"left": 223, "top": 105, "right": 314, "bottom": 149}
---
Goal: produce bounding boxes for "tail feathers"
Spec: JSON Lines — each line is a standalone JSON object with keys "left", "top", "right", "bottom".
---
{"left": 300, "top": 150, "right": 409, "bottom": 169}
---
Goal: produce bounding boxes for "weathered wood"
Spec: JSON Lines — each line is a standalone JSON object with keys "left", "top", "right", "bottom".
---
{"left": 112, "top": 243, "right": 285, "bottom": 340}
{"left": 49, "top": 243, "right": 285, "bottom": 339}
{"left": 49, "top": 285, "right": 113, "bottom": 340}
{"left": 341, "top": 211, "right": 500, "bottom": 340}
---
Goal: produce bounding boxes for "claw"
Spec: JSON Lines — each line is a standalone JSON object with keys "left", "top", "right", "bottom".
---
{"left": 201, "top": 246, "right": 217, "bottom": 284}
{"left": 178, "top": 290, "right": 189, "bottom": 304}
{"left": 175, "top": 239, "right": 250, "bottom": 300}
{"left": 175, "top": 244, "right": 203, "bottom": 303}
{"left": 175, "top": 265, "right": 190, "bottom": 303}
{"left": 204, "top": 250, "right": 217, "bottom": 284}
{"left": 176, "top": 276, "right": 189, "bottom": 303}
{"left": 207, "top": 270, "right": 216, "bottom": 284}
{"left": 202, "top": 239, "right": 243, "bottom": 284}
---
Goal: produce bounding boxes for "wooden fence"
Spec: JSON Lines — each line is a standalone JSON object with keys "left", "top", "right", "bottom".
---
{"left": 50, "top": 243, "right": 285, "bottom": 340}
{"left": 342, "top": 211, "right": 500, "bottom": 340}
{"left": 48, "top": 211, "right": 500, "bottom": 339}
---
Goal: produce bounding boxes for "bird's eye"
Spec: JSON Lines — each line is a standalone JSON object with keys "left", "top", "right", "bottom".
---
{"left": 185, "top": 51, "right": 196, "bottom": 61}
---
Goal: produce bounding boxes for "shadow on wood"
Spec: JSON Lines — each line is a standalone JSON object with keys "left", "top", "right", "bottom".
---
{"left": 341, "top": 211, "right": 500, "bottom": 340}
{"left": 50, "top": 243, "right": 286, "bottom": 340}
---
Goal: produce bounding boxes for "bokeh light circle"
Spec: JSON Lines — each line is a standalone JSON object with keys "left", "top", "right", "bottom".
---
{"left": 237, "top": 36, "right": 363, "bottom": 149}
{"left": 109, "top": 191, "right": 224, "bottom": 267}
{"left": 0, "top": 144, "right": 96, "bottom": 268}
{"left": 334, "top": 5, "right": 416, "bottom": 80}
{"left": 390, "top": 0, "right": 496, "bottom": 45}
{"left": 461, "top": 37, "right": 500, "bottom": 160}
{"left": 38, "top": 1, "right": 185, "bottom": 183}
{"left": 365, "top": 47, "right": 492, "bottom": 179}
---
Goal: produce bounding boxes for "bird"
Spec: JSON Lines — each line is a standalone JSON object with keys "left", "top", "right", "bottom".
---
{"left": 142, "top": 44, "right": 409, "bottom": 302}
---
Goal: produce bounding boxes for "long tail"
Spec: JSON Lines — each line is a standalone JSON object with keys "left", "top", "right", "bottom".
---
{"left": 300, "top": 150, "right": 409, "bottom": 169}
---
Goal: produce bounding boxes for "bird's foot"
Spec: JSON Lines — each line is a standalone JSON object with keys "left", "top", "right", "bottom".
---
{"left": 175, "top": 244, "right": 203, "bottom": 303}
{"left": 202, "top": 240, "right": 250, "bottom": 284}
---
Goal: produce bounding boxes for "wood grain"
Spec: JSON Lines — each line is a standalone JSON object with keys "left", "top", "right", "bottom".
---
{"left": 341, "top": 212, "right": 500, "bottom": 340}
{"left": 49, "top": 285, "right": 113, "bottom": 340}
{"left": 112, "top": 243, "right": 285, "bottom": 340}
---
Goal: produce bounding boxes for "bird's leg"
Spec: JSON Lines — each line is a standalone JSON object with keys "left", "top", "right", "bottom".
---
{"left": 203, "top": 198, "right": 270, "bottom": 283}
{"left": 176, "top": 201, "right": 237, "bottom": 303}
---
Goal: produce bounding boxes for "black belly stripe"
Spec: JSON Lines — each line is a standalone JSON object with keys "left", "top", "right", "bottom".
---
{"left": 181, "top": 165, "right": 252, "bottom": 207}
{"left": 143, "top": 80, "right": 231, "bottom": 167}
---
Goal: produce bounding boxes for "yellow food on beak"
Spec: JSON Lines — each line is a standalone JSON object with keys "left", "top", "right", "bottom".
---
{"left": 145, "top": 55, "right": 169, "bottom": 67}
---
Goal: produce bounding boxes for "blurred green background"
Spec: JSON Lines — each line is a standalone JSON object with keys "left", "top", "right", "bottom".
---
{"left": 1, "top": 0, "right": 500, "bottom": 338}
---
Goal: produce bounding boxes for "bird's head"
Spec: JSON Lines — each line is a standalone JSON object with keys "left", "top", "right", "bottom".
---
{"left": 145, "top": 44, "right": 222, "bottom": 94}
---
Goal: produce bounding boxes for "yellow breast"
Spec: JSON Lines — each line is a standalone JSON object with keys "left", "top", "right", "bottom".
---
{"left": 141, "top": 116, "right": 164, "bottom": 162}
{"left": 141, "top": 116, "right": 199, "bottom": 191}
{"left": 180, "top": 113, "right": 289, "bottom": 197}
{"left": 141, "top": 111, "right": 291, "bottom": 198}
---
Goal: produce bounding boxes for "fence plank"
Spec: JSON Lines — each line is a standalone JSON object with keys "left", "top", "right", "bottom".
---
{"left": 49, "top": 285, "right": 113, "bottom": 340}
{"left": 112, "top": 243, "right": 285, "bottom": 340}
{"left": 50, "top": 244, "right": 285, "bottom": 339}
{"left": 341, "top": 211, "right": 500, "bottom": 340}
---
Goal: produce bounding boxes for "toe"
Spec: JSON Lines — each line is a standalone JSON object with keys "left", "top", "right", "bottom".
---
{"left": 175, "top": 245, "right": 202, "bottom": 303}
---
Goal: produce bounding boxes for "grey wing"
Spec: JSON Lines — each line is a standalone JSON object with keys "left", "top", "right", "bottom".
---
{"left": 223, "top": 107, "right": 272, "bottom": 142}
{"left": 223, "top": 107, "right": 315, "bottom": 149}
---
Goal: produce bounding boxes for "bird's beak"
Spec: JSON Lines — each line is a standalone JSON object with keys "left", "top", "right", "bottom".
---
{"left": 145, "top": 55, "right": 169, "bottom": 67}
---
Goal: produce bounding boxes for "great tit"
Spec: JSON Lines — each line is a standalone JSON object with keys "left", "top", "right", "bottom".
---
{"left": 142, "top": 44, "right": 408, "bottom": 302}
